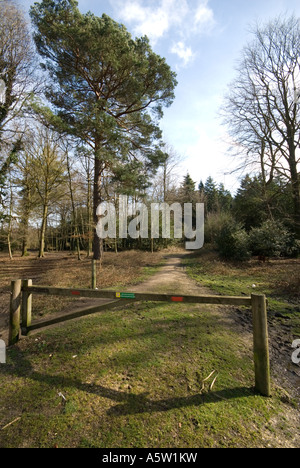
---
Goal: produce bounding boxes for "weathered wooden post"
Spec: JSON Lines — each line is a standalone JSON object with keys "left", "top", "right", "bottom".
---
{"left": 251, "top": 294, "right": 271, "bottom": 397}
{"left": 9, "top": 280, "right": 22, "bottom": 346}
{"left": 0, "top": 339, "right": 6, "bottom": 363}
{"left": 21, "top": 279, "right": 32, "bottom": 335}
{"left": 92, "top": 259, "right": 97, "bottom": 289}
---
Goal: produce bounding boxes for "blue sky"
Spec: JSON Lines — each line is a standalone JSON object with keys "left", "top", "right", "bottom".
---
{"left": 19, "top": 0, "right": 300, "bottom": 193}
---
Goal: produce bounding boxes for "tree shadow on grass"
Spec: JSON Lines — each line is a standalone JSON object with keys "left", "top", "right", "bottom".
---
{"left": 105, "top": 386, "right": 256, "bottom": 416}
{"left": 1, "top": 350, "right": 257, "bottom": 417}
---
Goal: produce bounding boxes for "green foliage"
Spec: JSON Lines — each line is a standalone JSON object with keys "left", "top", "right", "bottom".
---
{"left": 29, "top": 0, "right": 177, "bottom": 186}
{"left": 249, "top": 220, "right": 299, "bottom": 258}
{"left": 199, "top": 177, "right": 232, "bottom": 214}
{"left": 205, "top": 210, "right": 251, "bottom": 261}
{"left": 215, "top": 220, "right": 251, "bottom": 261}
{"left": 180, "top": 173, "right": 196, "bottom": 203}
{"left": 233, "top": 176, "right": 266, "bottom": 230}
{"left": 234, "top": 175, "right": 294, "bottom": 231}
{"left": 205, "top": 211, "right": 234, "bottom": 244}
{"left": 203, "top": 176, "right": 218, "bottom": 213}
{"left": 213, "top": 217, "right": 299, "bottom": 261}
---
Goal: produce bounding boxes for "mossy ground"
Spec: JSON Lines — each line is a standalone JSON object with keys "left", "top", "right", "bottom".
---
{"left": 0, "top": 248, "right": 299, "bottom": 448}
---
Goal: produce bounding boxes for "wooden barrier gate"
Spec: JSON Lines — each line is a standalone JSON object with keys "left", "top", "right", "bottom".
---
{"left": 9, "top": 279, "right": 271, "bottom": 397}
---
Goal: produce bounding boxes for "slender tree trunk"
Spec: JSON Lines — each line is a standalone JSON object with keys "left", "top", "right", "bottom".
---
{"left": 286, "top": 113, "right": 300, "bottom": 238}
{"left": 21, "top": 192, "right": 31, "bottom": 257}
{"left": 114, "top": 195, "right": 118, "bottom": 253}
{"left": 289, "top": 148, "right": 300, "bottom": 239}
{"left": 7, "top": 176, "right": 13, "bottom": 260}
{"left": 163, "top": 160, "right": 167, "bottom": 202}
{"left": 259, "top": 141, "right": 274, "bottom": 221}
{"left": 7, "top": 216, "right": 13, "bottom": 260}
{"left": 92, "top": 155, "right": 103, "bottom": 261}
{"left": 20, "top": 170, "right": 31, "bottom": 257}
{"left": 91, "top": 152, "right": 104, "bottom": 288}
{"left": 87, "top": 171, "right": 92, "bottom": 257}
{"left": 39, "top": 203, "right": 48, "bottom": 258}
{"left": 66, "top": 153, "right": 81, "bottom": 260}
{"left": 7, "top": 224, "right": 13, "bottom": 260}
{"left": 21, "top": 215, "right": 29, "bottom": 257}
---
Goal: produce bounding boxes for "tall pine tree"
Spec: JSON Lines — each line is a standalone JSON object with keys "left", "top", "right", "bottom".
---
{"left": 30, "top": 0, "right": 177, "bottom": 276}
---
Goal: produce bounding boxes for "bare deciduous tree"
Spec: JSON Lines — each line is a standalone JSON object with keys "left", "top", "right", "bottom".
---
{"left": 24, "top": 125, "right": 68, "bottom": 257}
{"left": 221, "top": 16, "right": 300, "bottom": 237}
{"left": 0, "top": 1, "right": 37, "bottom": 152}
{"left": 149, "top": 144, "right": 184, "bottom": 203}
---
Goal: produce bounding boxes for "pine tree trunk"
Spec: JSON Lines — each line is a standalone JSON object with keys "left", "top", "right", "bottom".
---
{"left": 92, "top": 157, "right": 103, "bottom": 261}
{"left": 66, "top": 153, "right": 81, "bottom": 260}
{"left": 91, "top": 152, "right": 104, "bottom": 287}
{"left": 87, "top": 172, "right": 92, "bottom": 257}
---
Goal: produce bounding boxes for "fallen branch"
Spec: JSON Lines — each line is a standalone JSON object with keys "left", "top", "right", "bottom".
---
{"left": 203, "top": 370, "right": 216, "bottom": 383}
{"left": 209, "top": 374, "right": 219, "bottom": 391}
{"left": 1, "top": 417, "right": 21, "bottom": 430}
{"left": 197, "top": 370, "right": 218, "bottom": 393}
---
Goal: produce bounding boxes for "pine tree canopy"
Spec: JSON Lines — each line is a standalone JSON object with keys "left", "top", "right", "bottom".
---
{"left": 30, "top": 0, "right": 177, "bottom": 172}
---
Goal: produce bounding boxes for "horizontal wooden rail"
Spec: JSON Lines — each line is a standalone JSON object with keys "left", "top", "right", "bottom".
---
{"left": 9, "top": 280, "right": 270, "bottom": 397}
{"left": 23, "top": 285, "right": 252, "bottom": 307}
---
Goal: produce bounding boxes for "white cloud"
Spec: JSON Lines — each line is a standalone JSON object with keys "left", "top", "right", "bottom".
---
{"left": 194, "top": 0, "right": 215, "bottom": 31}
{"left": 170, "top": 41, "right": 194, "bottom": 66}
{"left": 118, "top": 1, "right": 168, "bottom": 43}
{"left": 113, "top": 0, "right": 189, "bottom": 45}
{"left": 111, "top": 0, "right": 216, "bottom": 64}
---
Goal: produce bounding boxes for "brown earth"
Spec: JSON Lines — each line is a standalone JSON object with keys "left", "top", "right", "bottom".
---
{"left": 0, "top": 249, "right": 165, "bottom": 344}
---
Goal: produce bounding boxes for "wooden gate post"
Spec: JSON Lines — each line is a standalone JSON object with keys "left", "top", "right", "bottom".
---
{"left": 92, "top": 259, "right": 97, "bottom": 289}
{"left": 251, "top": 294, "right": 271, "bottom": 397}
{"left": 21, "top": 279, "right": 32, "bottom": 335}
{"left": 9, "top": 280, "right": 22, "bottom": 346}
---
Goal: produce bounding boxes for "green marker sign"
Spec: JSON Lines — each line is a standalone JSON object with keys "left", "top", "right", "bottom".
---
{"left": 116, "top": 292, "right": 135, "bottom": 299}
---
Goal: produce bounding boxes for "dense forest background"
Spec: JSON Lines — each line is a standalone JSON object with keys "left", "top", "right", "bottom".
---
{"left": 0, "top": 1, "right": 299, "bottom": 262}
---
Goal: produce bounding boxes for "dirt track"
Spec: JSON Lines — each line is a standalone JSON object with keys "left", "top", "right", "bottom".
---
{"left": 0, "top": 250, "right": 299, "bottom": 447}
{"left": 132, "top": 253, "right": 208, "bottom": 295}
{"left": 1, "top": 251, "right": 299, "bottom": 401}
{"left": 0, "top": 252, "right": 300, "bottom": 400}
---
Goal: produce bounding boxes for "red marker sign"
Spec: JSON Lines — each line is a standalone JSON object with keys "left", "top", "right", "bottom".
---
{"left": 71, "top": 291, "right": 81, "bottom": 296}
{"left": 171, "top": 296, "right": 184, "bottom": 302}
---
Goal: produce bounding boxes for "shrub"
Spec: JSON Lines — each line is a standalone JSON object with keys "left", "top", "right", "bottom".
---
{"left": 249, "top": 220, "right": 299, "bottom": 258}
{"left": 216, "top": 221, "right": 251, "bottom": 261}
{"left": 205, "top": 212, "right": 235, "bottom": 244}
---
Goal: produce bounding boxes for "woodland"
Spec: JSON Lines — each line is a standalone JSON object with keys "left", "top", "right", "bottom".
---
{"left": 0, "top": 1, "right": 299, "bottom": 269}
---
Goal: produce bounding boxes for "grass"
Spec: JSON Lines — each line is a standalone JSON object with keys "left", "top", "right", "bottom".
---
{"left": 0, "top": 247, "right": 299, "bottom": 448}
{"left": 184, "top": 246, "right": 300, "bottom": 336}
{"left": 0, "top": 299, "right": 296, "bottom": 448}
